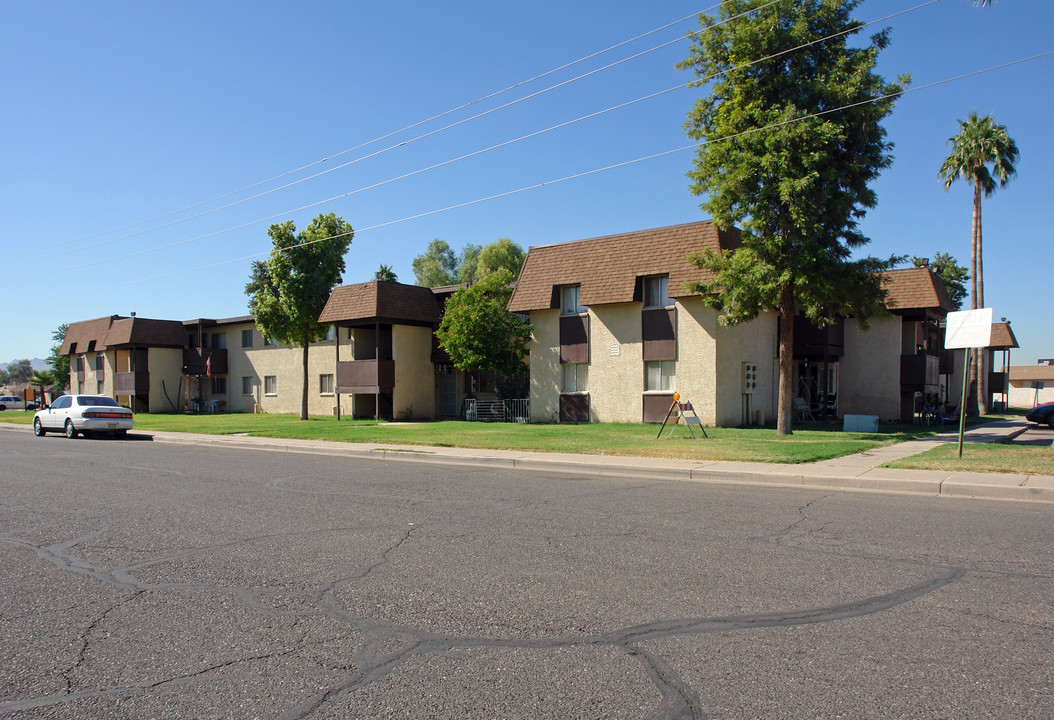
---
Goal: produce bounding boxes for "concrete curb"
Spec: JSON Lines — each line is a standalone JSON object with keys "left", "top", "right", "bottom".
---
{"left": 5, "top": 423, "right": 1050, "bottom": 504}
{"left": 136, "top": 428, "right": 1054, "bottom": 504}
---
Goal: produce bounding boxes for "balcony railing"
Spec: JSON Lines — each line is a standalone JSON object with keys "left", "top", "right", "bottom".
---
{"left": 183, "top": 348, "right": 228, "bottom": 375}
{"left": 900, "top": 352, "right": 940, "bottom": 390}
{"left": 115, "top": 371, "right": 150, "bottom": 395}
{"left": 793, "top": 317, "right": 845, "bottom": 359}
{"left": 336, "top": 359, "right": 395, "bottom": 394}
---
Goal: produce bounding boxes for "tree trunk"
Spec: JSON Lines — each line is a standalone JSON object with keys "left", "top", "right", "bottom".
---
{"left": 973, "top": 179, "right": 989, "bottom": 416}
{"left": 776, "top": 283, "right": 795, "bottom": 436}
{"left": 301, "top": 338, "right": 309, "bottom": 421}
{"left": 966, "top": 180, "right": 980, "bottom": 416}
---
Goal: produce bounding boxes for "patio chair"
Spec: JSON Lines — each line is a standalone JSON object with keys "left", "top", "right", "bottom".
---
{"left": 793, "top": 396, "right": 815, "bottom": 422}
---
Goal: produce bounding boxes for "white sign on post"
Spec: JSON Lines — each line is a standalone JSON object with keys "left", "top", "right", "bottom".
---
{"left": 945, "top": 308, "right": 993, "bottom": 349}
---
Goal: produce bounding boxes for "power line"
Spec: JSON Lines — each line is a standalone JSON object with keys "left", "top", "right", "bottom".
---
{"left": 35, "top": 49, "right": 1054, "bottom": 300}
{"left": 14, "top": 0, "right": 926, "bottom": 278}
{"left": 3, "top": 6, "right": 715, "bottom": 262}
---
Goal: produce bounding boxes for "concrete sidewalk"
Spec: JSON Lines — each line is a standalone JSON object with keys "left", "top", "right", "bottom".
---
{"left": 136, "top": 417, "right": 1054, "bottom": 505}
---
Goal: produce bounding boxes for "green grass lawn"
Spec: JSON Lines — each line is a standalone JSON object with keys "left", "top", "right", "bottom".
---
{"left": 884, "top": 442, "right": 1054, "bottom": 476}
{"left": 2, "top": 409, "right": 930, "bottom": 464}
{"left": 6, "top": 408, "right": 1045, "bottom": 472}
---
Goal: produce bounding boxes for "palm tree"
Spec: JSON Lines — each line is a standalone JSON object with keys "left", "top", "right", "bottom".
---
{"left": 374, "top": 264, "right": 398, "bottom": 282}
{"left": 938, "top": 112, "right": 1018, "bottom": 415}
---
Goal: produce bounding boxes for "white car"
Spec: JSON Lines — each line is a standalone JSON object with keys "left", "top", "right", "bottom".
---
{"left": 0, "top": 396, "right": 22, "bottom": 411}
{"left": 33, "top": 395, "right": 134, "bottom": 438}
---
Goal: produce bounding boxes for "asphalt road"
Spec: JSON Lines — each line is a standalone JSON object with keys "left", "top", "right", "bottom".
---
{"left": 1, "top": 431, "right": 1052, "bottom": 719}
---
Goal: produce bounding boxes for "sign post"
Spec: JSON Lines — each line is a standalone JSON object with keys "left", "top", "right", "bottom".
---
{"left": 944, "top": 308, "right": 993, "bottom": 458}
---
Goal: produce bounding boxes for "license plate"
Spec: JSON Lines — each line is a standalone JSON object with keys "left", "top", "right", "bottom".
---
{"left": 107, "top": 422, "right": 118, "bottom": 429}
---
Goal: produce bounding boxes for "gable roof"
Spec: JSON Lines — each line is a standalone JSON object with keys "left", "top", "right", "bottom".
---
{"left": 319, "top": 280, "right": 441, "bottom": 326}
{"left": 508, "top": 221, "right": 740, "bottom": 313}
{"left": 59, "top": 315, "right": 185, "bottom": 354}
{"left": 880, "top": 267, "right": 957, "bottom": 313}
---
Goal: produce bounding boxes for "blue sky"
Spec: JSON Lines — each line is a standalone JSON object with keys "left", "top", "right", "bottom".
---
{"left": 2, "top": 0, "right": 1051, "bottom": 367}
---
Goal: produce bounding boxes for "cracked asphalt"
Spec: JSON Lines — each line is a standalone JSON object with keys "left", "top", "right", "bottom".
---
{"left": 1, "top": 431, "right": 1052, "bottom": 718}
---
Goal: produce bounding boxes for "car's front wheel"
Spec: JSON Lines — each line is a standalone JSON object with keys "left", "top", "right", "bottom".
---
{"left": 64, "top": 420, "right": 78, "bottom": 439}
{"left": 33, "top": 418, "right": 46, "bottom": 436}
{"left": 1047, "top": 413, "right": 1054, "bottom": 429}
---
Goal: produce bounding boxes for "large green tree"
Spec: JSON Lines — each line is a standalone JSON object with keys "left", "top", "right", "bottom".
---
{"left": 938, "top": 112, "right": 1018, "bottom": 415}
{"left": 477, "top": 238, "right": 526, "bottom": 280}
{"left": 679, "top": 0, "right": 906, "bottom": 434}
{"left": 412, "top": 239, "right": 457, "bottom": 287}
{"left": 453, "top": 243, "right": 482, "bottom": 284}
{"left": 6, "top": 359, "right": 33, "bottom": 384}
{"left": 435, "top": 269, "right": 531, "bottom": 377}
{"left": 47, "top": 322, "right": 70, "bottom": 390}
{"left": 246, "top": 213, "right": 354, "bottom": 420}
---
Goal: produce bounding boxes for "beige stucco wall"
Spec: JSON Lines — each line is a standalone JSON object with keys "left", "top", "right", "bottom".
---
{"left": 528, "top": 309, "right": 561, "bottom": 423}
{"left": 588, "top": 302, "right": 644, "bottom": 423}
{"left": 839, "top": 317, "right": 901, "bottom": 421}
{"left": 242, "top": 337, "right": 339, "bottom": 416}
{"left": 1010, "top": 383, "right": 1054, "bottom": 408}
{"left": 147, "top": 348, "right": 184, "bottom": 413}
{"left": 672, "top": 299, "right": 717, "bottom": 425}
{"left": 714, "top": 309, "right": 777, "bottom": 427}
{"left": 527, "top": 298, "right": 776, "bottom": 427}
{"left": 392, "top": 325, "right": 436, "bottom": 420}
{"left": 224, "top": 322, "right": 261, "bottom": 413}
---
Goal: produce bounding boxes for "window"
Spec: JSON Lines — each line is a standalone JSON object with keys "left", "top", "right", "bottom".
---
{"left": 645, "top": 360, "right": 676, "bottom": 391}
{"left": 95, "top": 353, "right": 105, "bottom": 372}
{"left": 561, "top": 363, "right": 588, "bottom": 393}
{"left": 241, "top": 329, "right": 253, "bottom": 348}
{"left": 323, "top": 325, "right": 335, "bottom": 342}
{"left": 241, "top": 376, "right": 253, "bottom": 395}
{"left": 319, "top": 374, "right": 334, "bottom": 395}
{"left": 561, "top": 285, "right": 586, "bottom": 315}
{"left": 211, "top": 333, "right": 226, "bottom": 350}
{"left": 644, "top": 275, "right": 672, "bottom": 308}
{"left": 264, "top": 376, "right": 277, "bottom": 395}
{"left": 211, "top": 377, "right": 226, "bottom": 395}
{"left": 97, "top": 378, "right": 104, "bottom": 394}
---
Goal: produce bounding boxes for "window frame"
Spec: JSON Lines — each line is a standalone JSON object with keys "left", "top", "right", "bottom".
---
{"left": 241, "top": 376, "right": 253, "bottom": 396}
{"left": 241, "top": 329, "right": 253, "bottom": 348}
{"left": 644, "top": 360, "right": 676, "bottom": 392}
{"left": 643, "top": 275, "right": 673, "bottom": 309}
{"left": 319, "top": 374, "right": 334, "bottom": 395}
{"left": 264, "top": 376, "right": 277, "bottom": 396}
{"left": 560, "top": 285, "right": 587, "bottom": 316}
{"left": 561, "top": 363, "right": 588, "bottom": 393}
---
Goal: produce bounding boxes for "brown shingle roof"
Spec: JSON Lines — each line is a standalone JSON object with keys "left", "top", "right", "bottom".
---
{"left": 880, "top": 267, "right": 957, "bottom": 313}
{"left": 508, "top": 221, "right": 740, "bottom": 313}
{"left": 59, "top": 316, "right": 121, "bottom": 354}
{"left": 105, "top": 317, "right": 185, "bottom": 348}
{"left": 988, "top": 322, "right": 1019, "bottom": 350}
{"left": 319, "top": 281, "right": 441, "bottom": 326}
{"left": 1009, "top": 365, "right": 1054, "bottom": 382}
{"left": 59, "top": 315, "right": 186, "bottom": 354}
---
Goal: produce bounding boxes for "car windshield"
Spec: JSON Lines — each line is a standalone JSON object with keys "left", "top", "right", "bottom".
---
{"left": 76, "top": 396, "right": 121, "bottom": 407}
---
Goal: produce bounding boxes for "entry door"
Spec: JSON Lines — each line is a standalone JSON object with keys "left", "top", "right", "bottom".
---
{"left": 441, "top": 373, "right": 458, "bottom": 417}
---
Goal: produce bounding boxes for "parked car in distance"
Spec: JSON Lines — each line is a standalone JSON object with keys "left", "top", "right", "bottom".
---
{"left": 33, "top": 395, "right": 134, "bottom": 438}
{"left": 1025, "top": 401, "right": 1054, "bottom": 428}
{"left": 0, "top": 396, "right": 23, "bottom": 411}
